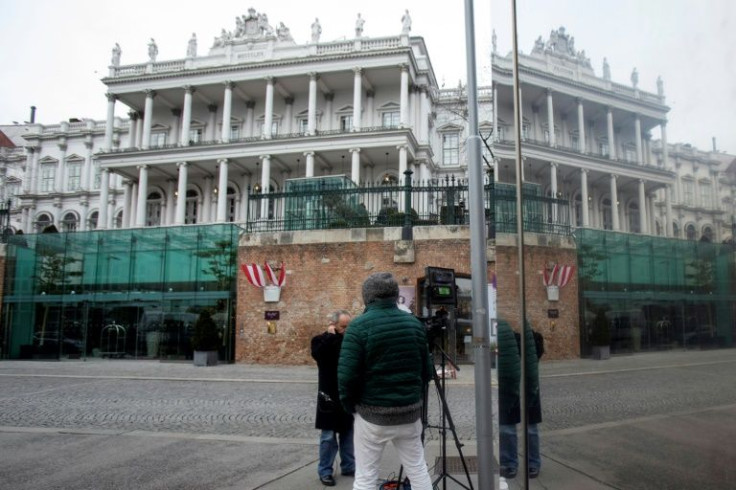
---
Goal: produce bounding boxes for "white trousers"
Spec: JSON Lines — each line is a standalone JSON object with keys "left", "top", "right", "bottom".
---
{"left": 352, "top": 413, "right": 433, "bottom": 490}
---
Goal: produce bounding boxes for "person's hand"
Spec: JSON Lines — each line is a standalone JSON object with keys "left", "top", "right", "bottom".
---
{"left": 327, "top": 324, "right": 336, "bottom": 334}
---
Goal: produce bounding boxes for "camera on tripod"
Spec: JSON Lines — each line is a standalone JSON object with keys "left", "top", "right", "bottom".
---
{"left": 424, "top": 266, "right": 457, "bottom": 307}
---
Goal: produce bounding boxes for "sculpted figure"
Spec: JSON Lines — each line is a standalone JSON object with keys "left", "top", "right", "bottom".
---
{"left": 187, "top": 33, "right": 197, "bottom": 58}
{"left": 603, "top": 57, "right": 611, "bottom": 80}
{"left": 111, "top": 43, "right": 121, "bottom": 66}
{"left": 401, "top": 9, "right": 411, "bottom": 34}
{"left": 631, "top": 67, "right": 639, "bottom": 88}
{"left": 277, "top": 22, "right": 292, "bottom": 41}
{"left": 657, "top": 76, "right": 664, "bottom": 97}
{"left": 311, "top": 18, "right": 322, "bottom": 43}
{"left": 355, "top": 13, "right": 364, "bottom": 38}
{"left": 148, "top": 38, "right": 158, "bottom": 62}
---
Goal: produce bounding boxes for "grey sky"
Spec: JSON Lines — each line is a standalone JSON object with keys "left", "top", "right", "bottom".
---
{"left": 0, "top": 0, "right": 733, "bottom": 153}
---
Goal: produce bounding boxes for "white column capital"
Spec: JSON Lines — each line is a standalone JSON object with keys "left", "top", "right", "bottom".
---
{"left": 349, "top": 148, "right": 361, "bottom": 154}
{"left": 106, "top": 93, "right": 118, "bottom": 102}
{"left": 303, "top": 151, "right": 315, "bottom": 157}
{"left": 308, "top": 72, "right": 319, "bottom": 80}
{"left": 182, "top": 85, "right": 195, "bottom": 94}
{"left": 352, "top": 67, "right": 363, "bottom": 75}
{"left": 218, "top": 158, "right": 229, "bottom": 165}
{"left": 580, "top": 168, "right": 589, "bottom": 175}
{"left": 144, "top": 89, "right": 157, "bottom": 98}
{"left": 177, "top": 161, "right": 188, "bottom": 169}
{"left": 223, "top": 81, "right": 233, "bottom": 89}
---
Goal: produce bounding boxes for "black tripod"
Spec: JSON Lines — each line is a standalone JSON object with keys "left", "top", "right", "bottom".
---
{"left": 425, "top": 340, "right": 474, "bottom": 490}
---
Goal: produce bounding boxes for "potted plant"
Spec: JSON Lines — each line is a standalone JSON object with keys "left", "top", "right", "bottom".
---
{"left": 591, "top": 308, "right": 611, "bottom": 360}
{"left": 191, "top": 310, "right": 220, "bottom": 366}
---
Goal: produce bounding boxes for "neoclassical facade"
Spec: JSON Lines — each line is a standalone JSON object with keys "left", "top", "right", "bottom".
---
{"left": 1, "top": 20, "right": 733, "bottom": 241}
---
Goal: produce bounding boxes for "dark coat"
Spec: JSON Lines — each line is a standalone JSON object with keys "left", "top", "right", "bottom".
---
{"left": 497, "top": 320, "right": 542, "bottom": 425}
{"left": 311, "top": 331, "right": 353, "bottom": 432}
{"left": 338, "top": 298, "right": 432, "bottom": 415}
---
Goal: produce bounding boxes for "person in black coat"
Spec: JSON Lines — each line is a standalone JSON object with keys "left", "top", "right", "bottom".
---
{"left": 311, "top": 310, "right": 354, "bottom": 487}
{"left": 497, "top": 320, "right": 543, "bottom": 480}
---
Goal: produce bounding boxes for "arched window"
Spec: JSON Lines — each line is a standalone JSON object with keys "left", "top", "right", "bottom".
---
{"left": 227, "top": 186, "right": 237, "bottom": 222}
{"left": 672, "top": 222, "right": 680, "bottom": 238}
{"left": 686, "top": 224, "right": 697, "bottom": 241}
{"left": 627, "top": 202, "right": 640, "bottom": 233}
{"left": 185, "top": 189, "right": 199, "bottom": 224}
{"left": 702, "top": 226, "right": 713, "bottom": 242}
{"left": 146, "top": 191, "right": 163, "bottom": 226}
{"left": 61, "top": 212, "right": 78, "bottom": 232}
{"left": 35, "top": 213, "right": 53, "bottom": 233}
{"left": 602, "top": 198, "right": 613, "bottom": 230}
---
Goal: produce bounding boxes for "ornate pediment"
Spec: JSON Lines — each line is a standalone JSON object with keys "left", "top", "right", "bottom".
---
{"left": 213, "top": 8, "right": 294, "bottom": 47}
{"left": 531, "top": 27, "right": 591, "bottom": 69}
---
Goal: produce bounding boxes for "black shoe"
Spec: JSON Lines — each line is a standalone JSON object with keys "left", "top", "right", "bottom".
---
{"left": 529, "top": 467, "right": 540, "bottom": 479}
{"left": 500, "top": 467, "right": 517, "bottom": 479}
{"left": 341, "top": 470, "right": 355, "bottom": 477}
{"left": 319, "top": 475, "right": 336, "bottom": 486}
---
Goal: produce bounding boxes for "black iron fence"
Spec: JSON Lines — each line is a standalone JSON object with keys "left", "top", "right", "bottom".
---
{"left": 244, "top": 175, "right": 570, "bottom": 236}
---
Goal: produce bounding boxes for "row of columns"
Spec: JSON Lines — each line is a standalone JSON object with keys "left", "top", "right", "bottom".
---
{"left": 104, "top": 64, "right": 418, "bottom": 152}
{"left": 549, "top": 162, "right": 674, "bottom": 236}
{"left": 491, "top": 83, "right": 667, "bottom": 168}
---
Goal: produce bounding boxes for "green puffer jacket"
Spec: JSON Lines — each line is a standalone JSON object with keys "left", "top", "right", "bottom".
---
{"left": 338, "top": 298, "right": 432, "bottom": 416}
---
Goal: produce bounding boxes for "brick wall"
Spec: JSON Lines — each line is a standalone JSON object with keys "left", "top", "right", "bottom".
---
{"left": 236, "top": 228, "right": 579, "bottom": 364}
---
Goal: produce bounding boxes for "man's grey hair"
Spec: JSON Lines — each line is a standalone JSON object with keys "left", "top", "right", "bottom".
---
{"left": 362, "top": 272, "right": 399, "bottom": 304}
{"left": 328, "top": 309, "right": 351, "bottom": 324}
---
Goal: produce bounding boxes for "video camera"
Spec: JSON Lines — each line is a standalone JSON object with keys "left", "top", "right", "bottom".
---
{"left": 424, "top": 266, "right": 457, "bottom": 307}
{"left": 418, "top": 308, "right": 450, "bottom": 346}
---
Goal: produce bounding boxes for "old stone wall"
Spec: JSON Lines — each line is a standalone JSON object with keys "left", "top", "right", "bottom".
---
{"left": 236, "top": 228, "right": 579, "bottom": 364}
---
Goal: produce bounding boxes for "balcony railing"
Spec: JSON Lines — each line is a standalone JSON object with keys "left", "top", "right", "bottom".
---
{"left": 244, "top": 176, "right": 571, "bottom": 236}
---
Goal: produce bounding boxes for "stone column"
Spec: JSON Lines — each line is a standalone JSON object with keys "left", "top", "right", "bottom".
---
{"left": 580, "top": 169, "right": 589, "bottom": 227}
{"left": 83, "top": 142, "right": 93, "bottom": 190}
{"left": 577, "top": 98, "right": 585, "bottom": 153}
{"left": 260, "top": 154, "right": 271, "bottom": 218}
{"left": 98, "top": 169, "right": 110, "bottom": 230}
{"left": 324, "top": 93, "right": 334, "bottom": 131}
{"left": 181, "top": 86, "right": 194, "bottom": 145}
{"left": 420, "top": 86, "right": 429, "bottom": 142}
{"left": 165, "top": 180, "right": 175, "bottom": 225}
{"left": 353, "top": 68, "right": 363, "bottom": 131}
{"left": 399, "top": 65, "right": 409, "bottom": 128}
{"left": 308, "top": 73, "right": 318, "bottom": 135}
{"left": 635, "top": 115, "right": 643, "bottom": 165}
{"left": 661, "top": 121, "right": 669, "bottom": 170}
{"left": 207, "top": 104, "right": 218, "bottom": 141}
{"left": 170, "top": 109, "right": 181, "bottom": 146}
{"left": 104, "top": 93, "right": 116, "bottom": 151}
{"left": 493, "top": 83, "right": 499, "bottom": 141}
{"left": 610, "top": 174, "right": 619, "bottom": 231}
{"left": 305, "top": 151, "right": 315, "bottom": 177}
{"left": 142, "top": 90, "right": 156, "bottom": 149}
{"left": 23, "top": 148, "right": 34, "bottom": 193}
{"left": 546, "top": 88, "right": 555, "bottom": 147}
{"left": 216, "top": 159, "right": 229, "bottom": 222}
{"left": 366, "top": 90, "right": 375, "bottom": 128}
{"left": 135, "top": 165, "right": 149, "bottom": 227}
{"left": 244, "top": 101, "right": 255, "bottom": 137}
{"left": 57, "top": 141, "right": 67, "bottom": 193}
{"left": 264, "top": 77, "right": 274, "bottom": 138}
{"left": 222, "top": 82, "right": 233, "bottom": 142}
{"left": 283, "top": 97, "right": 294, "bottom": 134}
{"left": 122, "top": 180, "right": 132, "bottom": 228}
{"left": 128, "top": 112, "right": 139, "bottom": 149}
{"left": 606, "top": 107, "right": 615, "bottom": 159}
{"left": 638, "top": 179, "right": 648, "bottom": 234}
{"left": 350, "top": 148, "right": 361, "bottom": 184}
{"left": 202, "top": 177, "right": 213, "bottom": 223}
{"left": 175, "top": 162, "right": 188, "bottom": 225}
{"left": 665, "top": 185, "right": 673, "bottom": 237}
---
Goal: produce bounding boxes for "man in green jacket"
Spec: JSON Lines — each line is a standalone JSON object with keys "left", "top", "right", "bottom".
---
{"left": 338, "top": 272, "right": 433, "bottom": 490}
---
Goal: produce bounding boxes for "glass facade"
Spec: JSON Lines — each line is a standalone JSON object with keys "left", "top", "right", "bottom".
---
{"left": 1, "top": 224, "right": 241, "bottom": 361}
{"left": 577, "top": 229, "right": 736, "bottom": 356}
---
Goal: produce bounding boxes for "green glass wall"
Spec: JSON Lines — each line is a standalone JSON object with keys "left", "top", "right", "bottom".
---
{"left": 1, "top": 224, "right": 241, "bottom": 361}
{"left": 577, "top": 229, "right": 736, "bottom": 355}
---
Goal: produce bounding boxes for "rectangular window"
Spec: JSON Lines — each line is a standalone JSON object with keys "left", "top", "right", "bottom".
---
{"left": 41, "top": 165, "right": 55, "bottom": 192}
{"left": 151, "top": 132, "right": 167, "bottom": 147}
{"left": 700, "top": 183, "right": 712, "bottom": 208}
{"left": 7, "top": 182, "right": 20, "bottom": 207}
{"left": 189, "top": 128, "right": 203, "bottom": 143}
{"left": 67, "top": 163, "right": 82, "bottom": 191}
{"left": 94, "top": 164, "right": 101, "bottom": 189}
{"left": 259, "top": 121, "right": 279, "bottom": 137}
{"left": 340, "top": 115, "right": 353, "bottom": 131}
{"left": 298, "top": 119, "right": 309, "bottom": 134}
{"left": 382, "top": 111, "right": 400, "bottom": 128}
{"left": 599, "top": 141, "right": 609, "bottom": 157}
{"left": 521, "top": 123, "right": 530, "bottom": 141}
{"left": 571, "top": 134, "right": 579, "bottom": 151}
{"left": 624, "top": 147, "right": 636, "bottom": 162}
{"left": 682, "top": 181, "right": 694, "bottom": 205}
{"left": 230, "top": 125, "right": 240, "bottom": 140}
{"left": 442, "top": 133, "right": 460, "bottom": 166}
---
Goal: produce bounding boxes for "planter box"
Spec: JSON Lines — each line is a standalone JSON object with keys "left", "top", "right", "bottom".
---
{"left": 193, "top": 350, "right": 218, "bottom": 367}
{"left": 591, "top": 345, "right": 610, "bottom": 360}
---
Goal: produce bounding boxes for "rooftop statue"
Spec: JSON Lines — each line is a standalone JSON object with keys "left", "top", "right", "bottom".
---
{"left": 355, "top": 13, "right": 364, "bottom": 38}
{"left": 657, "top": 76, "right": 664, "bottom": 97}
{"left": 603, "top": 57, "right": 611, "bottom": 80}
{"left": 148, "top": 38, "right": 158, "bottom": 62}
{"left": 401, "top": 9, "right": 412, "bottom": 34}
{"left": 311, "top": 18, "right": 322, "bottom": 43}
{"left": 277, "top": 22, "right": 293, "bottom": 42}
{"left": 214, "top": 9, "right": 284, "bottom": 47}
{"left": 492, "top": 29, "right": 497, "bottom": 53}
{"left": 187, "top": 33, "right": 197, "bottom": 58}
{"left": 111, "top": 43, "right": 121, "bottom": 66}
{"left": 631, "top": 67, "right": 639, "bottom": 89}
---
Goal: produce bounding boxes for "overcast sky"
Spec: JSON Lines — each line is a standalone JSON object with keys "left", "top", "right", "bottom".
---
{"left": 1, "top": 0, "right": 734, "bottom": 153}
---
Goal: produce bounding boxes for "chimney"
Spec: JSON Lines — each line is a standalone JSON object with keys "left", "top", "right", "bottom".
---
{"left": 30, "top": 106, "right": 36, "bottom": 123}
